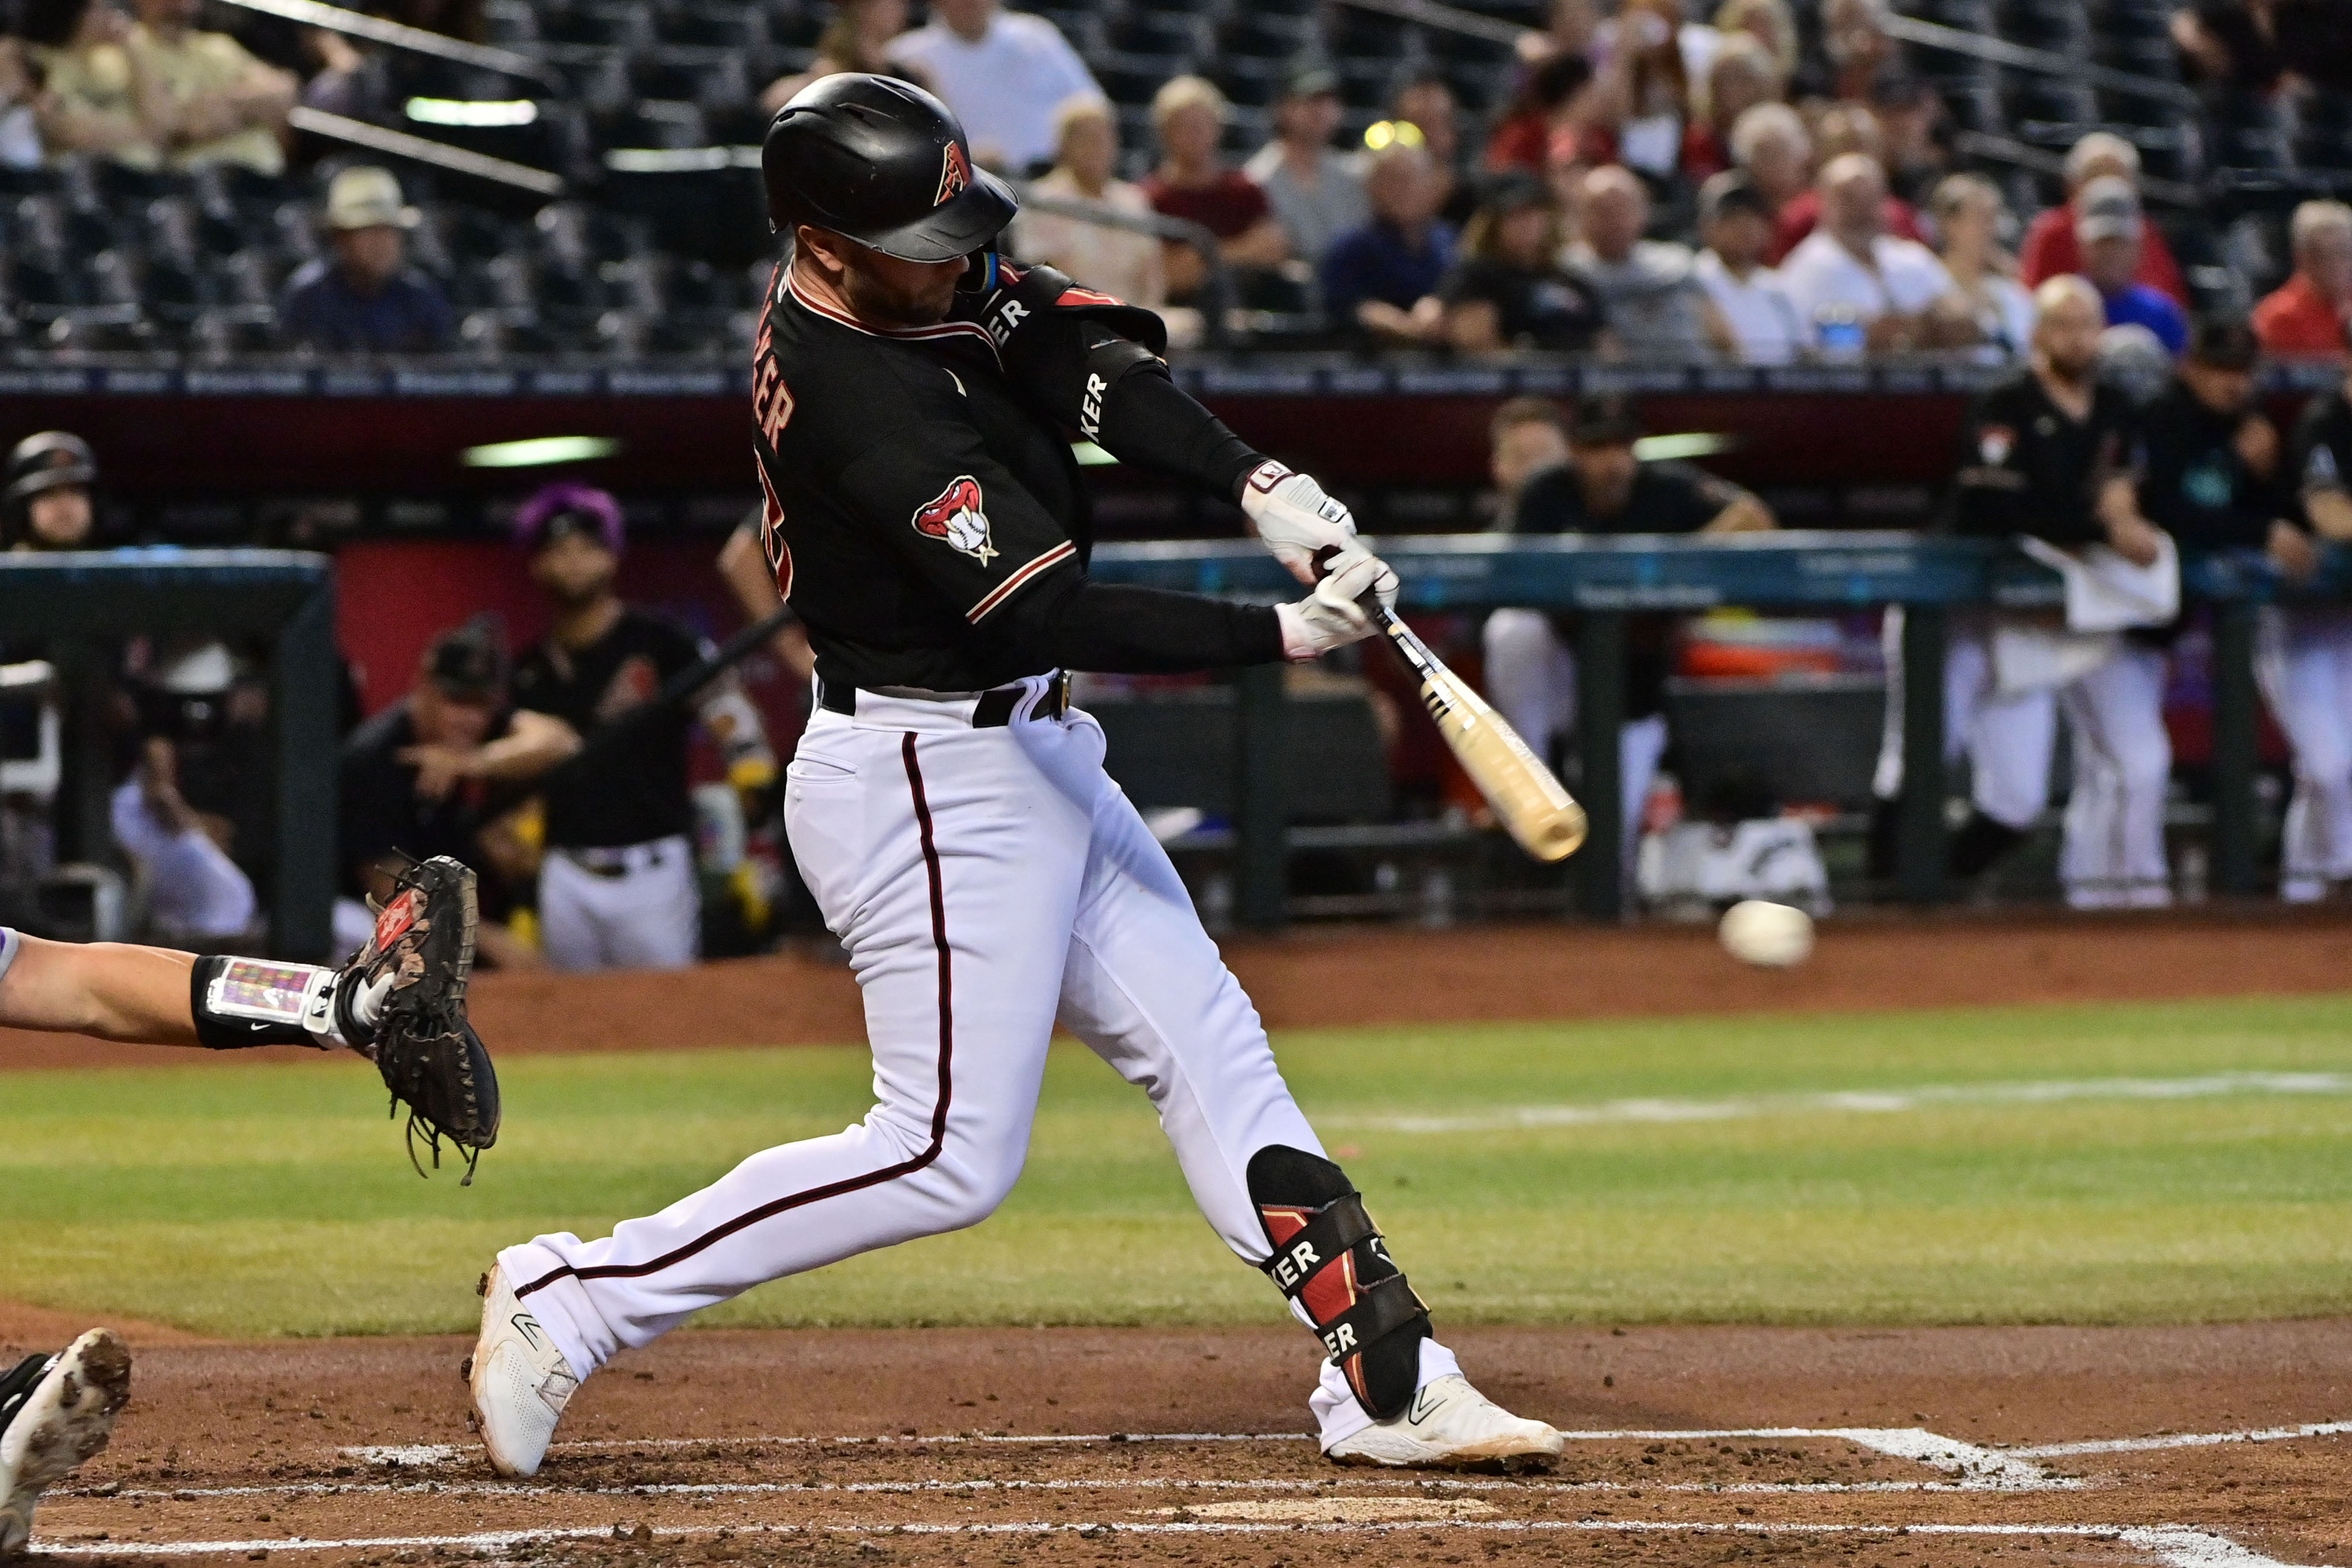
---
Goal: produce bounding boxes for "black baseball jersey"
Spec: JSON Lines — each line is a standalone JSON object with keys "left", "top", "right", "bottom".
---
{"left": 1509, "top": 459, "right": 1743, "bottom": 537}
{"left": 2133, "top": 381, "right": 2283, "bottom": 553}
{"left": 750, "top": 258, "right": 1280, "bottom": 693}
{"left": 2292, "top": 386, "right": 2352, "bottom": 509}
{"left": 339, "top": 699, "right": 507, "bottom": 891}
{"left": 512, "top": 610, "right": 704, "bottom": 849}
{"left": 1949, "top": 369, "right": 2138, "bottom": 546}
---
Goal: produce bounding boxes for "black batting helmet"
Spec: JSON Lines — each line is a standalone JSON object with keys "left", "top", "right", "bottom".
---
{"left": 761, "top": 73, "right": 1019, "bottom": 263}
{"left": 2, "top": 430, "right": 96, "bottom": 540}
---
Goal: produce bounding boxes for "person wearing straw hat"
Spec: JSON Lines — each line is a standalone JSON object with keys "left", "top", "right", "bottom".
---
{"left": 277, "top": 165, "right": 453, "bottom": 353}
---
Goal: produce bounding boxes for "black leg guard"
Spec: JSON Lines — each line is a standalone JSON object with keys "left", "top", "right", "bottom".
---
{"left": 1947, "top": 812, "right": 2027, "bottom": 880}
{"left": 1247, "top": 1145, "right": 1431, "bottom": 1421}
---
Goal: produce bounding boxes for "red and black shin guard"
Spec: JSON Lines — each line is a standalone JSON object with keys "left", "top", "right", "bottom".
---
{"left": 1247, "top": 1145, "right": 1431, "bottom": 1421}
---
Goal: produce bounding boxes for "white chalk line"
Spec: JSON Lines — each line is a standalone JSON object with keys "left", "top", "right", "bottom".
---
{"left": 1336, "top": 1070, "right": 2352, "bottom": 1133}
{"left": 2010, "top": 1420, "right": 2352, "bottom": 1458}
{"left": 26, "top": 1519, "right": 2306, "bottom": 1566}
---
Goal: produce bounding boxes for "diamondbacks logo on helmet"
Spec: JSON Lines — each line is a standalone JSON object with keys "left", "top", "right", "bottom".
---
{"left": 912, "top": 474, "right": 996, "bottom": 565}
{"left": 936, "top": 141, "right": 971, "bottom": 206}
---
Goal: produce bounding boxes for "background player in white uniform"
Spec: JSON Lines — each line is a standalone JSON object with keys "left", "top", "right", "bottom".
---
{"left": 0, "top": 860, "right": 491, "bottom": 1556}
{"left": 2272, "top": 341, "right": 2352, "bottom": 898}
{"left": 1874, "top": 278, "right": 2173, "bottom": 905}
{"left": 467, "top": 76, "right": 1562, "bottom": 1481}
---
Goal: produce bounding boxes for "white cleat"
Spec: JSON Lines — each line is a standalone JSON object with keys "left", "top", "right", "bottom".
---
{"left": 0, "top": 1328, "right": 132, "bottom": 1559}
{"left": 1322, "top": 1374, "right": 1564, "bottom": 1471}
{"left": 464, "top": 1265, "right": 580, "bottom": 1479}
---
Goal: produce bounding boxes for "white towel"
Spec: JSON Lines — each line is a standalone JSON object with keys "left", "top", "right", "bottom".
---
{"left": 2015, "top": 532, "right": 2180, "bottom": 632}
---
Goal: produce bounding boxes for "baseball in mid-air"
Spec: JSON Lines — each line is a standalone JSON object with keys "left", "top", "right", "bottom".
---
{"left": 1719, "top": 900, "right": 1815, "bottom": 968}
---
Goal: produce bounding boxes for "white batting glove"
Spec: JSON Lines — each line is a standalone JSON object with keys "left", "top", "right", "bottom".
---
{"left": 1275, "top": 547, "right": 1398, "bottom": 661}
{"left": 1240, "top": 460, "right": 1359, "bottom": 585}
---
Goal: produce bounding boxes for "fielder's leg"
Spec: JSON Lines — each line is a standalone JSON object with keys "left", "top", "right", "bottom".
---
{"left": 2258, "top": 607, "right": 2352, "bottom": 901}
{"left": 0, "top": 1329, "right": 131, "bottom": 1558}
{"left": 2058, "top": 645, "right": 2174, "bottom": 909}
{"left": 1053, "top": 717, "right": 1559, "bottom": 1468}
{"left": 476, "top": 693, "right": 1092, "bottom": 1477}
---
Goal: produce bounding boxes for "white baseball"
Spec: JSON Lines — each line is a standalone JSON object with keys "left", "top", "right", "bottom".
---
{"left": 1718, "top": 900, "right": 1814, "bottom": 968}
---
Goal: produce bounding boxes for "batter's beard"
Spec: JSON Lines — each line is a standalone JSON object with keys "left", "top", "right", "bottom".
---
{"left": 842, "top": 263, "right": 956, "bottom": 328}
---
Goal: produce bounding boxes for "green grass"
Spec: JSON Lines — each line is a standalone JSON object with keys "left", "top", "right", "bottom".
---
{"left": 6, "top": 995, "right": 2352, "bottom": 1338}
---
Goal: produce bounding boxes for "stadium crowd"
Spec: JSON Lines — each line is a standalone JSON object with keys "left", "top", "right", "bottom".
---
{"left": 0, "top": 0, "right": 2340, "bottom": 357}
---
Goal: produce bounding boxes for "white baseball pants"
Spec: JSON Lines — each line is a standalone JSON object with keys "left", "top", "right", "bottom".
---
{"left": 538, "top": 836, "right": 699, "bottom": 972}
{"left": 2258, "top": 606, "right": 2352, "bottom": 902}
{"left": 2056, "top": 643, "right": 2173, "bottom": 909}
{"left": 1872, "top": 609, "right": 2059, "bottom": 833}
{"left": 501, "top": 677, "right": 1459, "bottom": 1446}
{"left": 1482, "top": 608, "right": 1669, "bottom": 882}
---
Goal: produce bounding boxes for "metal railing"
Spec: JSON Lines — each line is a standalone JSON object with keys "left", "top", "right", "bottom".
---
{"left": 288, "top": 106, "right": 565, "bottom": 195}
{"left": 217, "top": 0, "right": 557, "bottom": 86}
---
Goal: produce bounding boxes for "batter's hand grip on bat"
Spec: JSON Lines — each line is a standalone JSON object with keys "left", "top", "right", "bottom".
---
{"left": 1308, "top": 547, "right": 1587, "bottom": 863}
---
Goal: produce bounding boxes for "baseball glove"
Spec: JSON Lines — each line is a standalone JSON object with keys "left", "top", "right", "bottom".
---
{"left": 342, "top": 855, "right": 501, "bottom": 1183}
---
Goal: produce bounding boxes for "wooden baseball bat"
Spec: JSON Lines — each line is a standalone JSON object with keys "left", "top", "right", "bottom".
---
{"left": 1369, "top": 603, "right": 1588, "bottom": 863}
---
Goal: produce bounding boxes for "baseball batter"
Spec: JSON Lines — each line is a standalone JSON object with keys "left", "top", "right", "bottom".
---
{"left": 0, "top": 858, "right": 494, "bottom": 1557}
{"left": 467, "top": 76, "right": 1562, "bottom": 1477}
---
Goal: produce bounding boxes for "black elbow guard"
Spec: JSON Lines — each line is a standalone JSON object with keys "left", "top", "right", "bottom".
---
{"left": 1076, "top": 330, "right": 1163, "bottom": 443}
{"left": 1249, "top": 1144, "right": 1433, "bottom": 1421}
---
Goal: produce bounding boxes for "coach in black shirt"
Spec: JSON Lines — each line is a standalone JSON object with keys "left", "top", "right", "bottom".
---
{"left": 2137, "top": 317, "right": 2316, "bottom": 572}
{"left": 1484, "top": 394, "right": 1774, "bottom": 877}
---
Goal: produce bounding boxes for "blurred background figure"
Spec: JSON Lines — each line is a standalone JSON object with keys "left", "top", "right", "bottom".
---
{"left": 1765, "top": 104, "right": 1926, "bottom": 263}
{"left": 1485, "top": 52, "right": 1597, "bottom": 176}
{"left": 1389, "top": 72, "right": 1476, "bottom": 227}
{"left": 112, "top": 643, "right": 262, "bottom": 945}
{"left": 124, "top": 0, "right": 294, "bottom": 175}
{"left": 1319, "top": 139, "right": 1451, "bottom": 345}
{"left": 1692, "top": 169, "right": 1805, "bottom": 363}
{"left": 2, "top": 433, "right": 97, "bottom": 552}
{"left": 1014, "top": 99, "right": 1166, "bottom": 310}
{"left": 1440, "top": 172, "right": 1608, "bottom": 353}
{"left": 883, "top": 0, "right": 1101, "bottom": 173}
{"left": 1779, "top": 152, "right": 1954, "bottom": 354}
{"left": 1727, "top": 101, "right": 1812, "bottom": 239}
{"left": 2270, "top": 336, "right": 2352, "bottom": 898}
{"left": 1143, "top": 75, "right": 1287, "bottom": 306}
{"left": 1714, "top": 0, "right": 1798, "bottom": 83}
{"left": 279, "top": 167, "right": 453, "bottom": 353}
{"left": 1243, "top": 67, "right": 1366, "bottom": 277}
{"left": 2253, "top": 200, "right": 2352, "bottom": 359}
{"left": 1683, "top": 35, "right": 1786, "bottom": 180}
{"left": 762, "top": 0, "right": 922, "bottom": 114}
{"left": 1927, "top": 174, "right": 2037, "bottom": 359}
{"left": 1570, "top": 164, "right": 1726, "bottom": 358}
{"left": 2019, "top": 133, "right": 2188, "bottom": 304}
{"left": 2075, "top": 177, "right": 2187, "bottom": 355}
{"left": 24, "top": 0, "right": 171, "bottom": 168}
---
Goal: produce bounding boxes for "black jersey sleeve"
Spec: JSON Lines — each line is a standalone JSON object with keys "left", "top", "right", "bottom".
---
{"left": 2293, "top": 395, "right": 2352, "bottom": 502}
{"left": 2135, "top": 399, "right": 2275, "bottom": 552}
{"left": 980, "top": 260, "right": 1267, "bottom": 500}
{"left": 986, "top": 570, "right": 1285, "bottom": 673}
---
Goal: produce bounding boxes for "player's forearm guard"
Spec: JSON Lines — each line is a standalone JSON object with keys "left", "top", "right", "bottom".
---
{"left": 190, "top": 955, "right": 366, "bottom": 1051}
{"left": 1248, "top": 1145, "right": 1432, "bottom": 1421}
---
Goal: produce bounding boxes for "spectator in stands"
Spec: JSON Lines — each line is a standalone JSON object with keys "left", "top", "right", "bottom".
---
{"left": 1321, "top": 141, "right": 1454, "bottom": 345}
{"left": 1486, "top": 393, "right": 1773, "bottom": 879}
{"left": 1727, "top": 101, "right": 1811, "bottom": 230}
{"left": 2076, "top": 176, "right": 2188, "bottom": 355}
{"left": 1014, "top": 99, "right": 1166, "bottom": 310}
{"left": 1693, "top": 170, "right": 1805, "bottom": 363}
{"left": 1569, "top": 165, "right": 1728, "bottom": 359}
{"left": 1391, "top": 72, "right": 1478, "bottom": 228}
{"left": 2168, "top": 0, "right": 2352, "bottom": 94}
{"left": 279, "top": 166, "right": 454, "bottom": 354}
{"left": 2253, "top": 200, "right": 2352, "bottom": 359}
{"left": 1871, "top": 73, "right": 1949, "bottom": 205}
{"left": 1682, "top": 35, "right": 1784, "bottom": 181}
{"left": 1594, "top": 0, "right": 1697, "bottom": 181}
{"left": 1518, "top": 0, "right": 1601, "bottom": 67}
{"left": 338, "top": 620, "right": 574, "bottom": 963}
{"left": 1815, "top": 0, "right": 1896, "bottom": 101}
{"left": 1243, "top": 67, "right": 1367, "bottom": 271}
{"left": 1926, "top": 173, "right": 2035, "bottom": 359}
{"left": 1765, "top": 104, "right": 1927, "bottom": 263}
{"left": 2018, "top": 133, "right": 2188, "bottom": 305}
{"left": 124, "top": 0, "right": 294, "bottom": 175}
{"left": 1485, "top": 52, "right": 1598, "bottom": 175}
{"left": 883, "top": 0, "right": 1101, "bottom": 174}
{"left": 0, "top": 40, "right": 45, "bottom": 168}
{"left": 24, "top": 0, "right": 169, "bottom": 169}
{"left": 1779, "top": 152, "right": 1954, "bottom": 354}
{"left": 1440, "top": 172, "right": 1608, "bottom": 353}
{"left": 762, "top": 0, "right": 926, "bottom": 114}
{"left": 1714, "top": 0, "right": 1798, "bottom": 82}
{"left": 1144, "top": 76, "right": 1287, "bottom": 305}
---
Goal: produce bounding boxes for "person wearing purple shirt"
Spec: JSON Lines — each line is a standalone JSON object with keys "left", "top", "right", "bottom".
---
{"left": 278, "top": 166, "right": 453, "bottom": 353}
{"left": 1319, "top": 141, "right": 1457, "bottom": 343}
{"left": 2076, "top": 175, "right": 2187, "bottom": 355}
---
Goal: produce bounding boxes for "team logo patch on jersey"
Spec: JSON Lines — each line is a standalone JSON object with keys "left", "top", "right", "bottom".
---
{"left": 936, "top": 141, "right": 971, "bottom": 206}
{"left": 912, "top": 475, "right": 997, "bottom": 565}
{"left": 1978, "top": 425, "right": 2015, "bottom": 466}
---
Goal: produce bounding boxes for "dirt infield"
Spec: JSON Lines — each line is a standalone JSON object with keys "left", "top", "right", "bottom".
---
{"left": 4, "top": 1320, "right": 2347, "bottom": 1566}
{"left": 8, "top": 907, "right": 2352, "bottom": 1072}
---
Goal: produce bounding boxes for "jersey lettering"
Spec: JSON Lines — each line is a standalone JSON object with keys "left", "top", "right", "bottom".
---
{"left": 987, "top": 298, "right": 1030, "bottom": 346}
{"left": 1079, "top": 372, "right": 1106, "bottom": 439}
{"left": 912, "top": 475, "right": 998, "bottom": 565}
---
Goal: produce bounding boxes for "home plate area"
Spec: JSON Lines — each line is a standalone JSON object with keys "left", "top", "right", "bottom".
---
{"left": 16, "top": 1325, "right": 2352, "bottom": 1566}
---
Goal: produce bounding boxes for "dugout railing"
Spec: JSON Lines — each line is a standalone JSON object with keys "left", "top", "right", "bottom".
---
{"left": 0, "top": 549, "right": 340, "bottom": 959}
{"left": 1090, "top": 533, "right": 2348, "bottom": 925}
